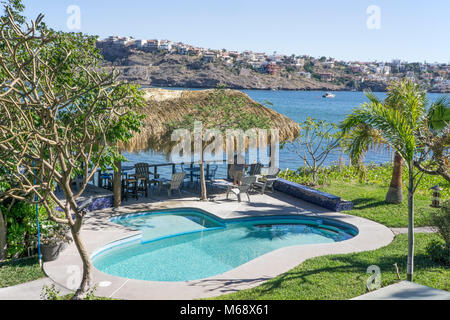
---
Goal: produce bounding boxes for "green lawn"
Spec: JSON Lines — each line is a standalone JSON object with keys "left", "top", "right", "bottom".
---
{"left": 212, "top": 233, "right": 449, "bottom": 300}
{"left": 0, "top": 258, "right": 45, "bottom": 288}
{"left": 281, "top": 164, "right": 449, "bottom": 228}
{"left": 320, "top": 182, "right": 436, "bottom": 227}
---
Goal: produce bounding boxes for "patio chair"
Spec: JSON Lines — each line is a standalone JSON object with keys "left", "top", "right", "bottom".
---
{"left": 159, "top": 172, "right": 186, "bottom": 197}
{"left": 226, "top": 176, "right": 257, "bottom": 202}
{"left": 205, "top": 165, "right": 218, "bottom": 191}
{"left": 99, "top": 173, "right": 113, "bottom": 190}
{"left": 253, "top": 168, "right": 280, "bottom": 194}
{"left": 129, "top": 163, "right": 151, "bottom": 197}
{"left": 248, "top": 163, "right": 263, "bottom": 176}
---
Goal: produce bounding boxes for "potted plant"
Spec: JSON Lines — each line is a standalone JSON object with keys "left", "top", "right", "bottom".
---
{"left": 40, "top": 219, "right": 72, "bottom": 262}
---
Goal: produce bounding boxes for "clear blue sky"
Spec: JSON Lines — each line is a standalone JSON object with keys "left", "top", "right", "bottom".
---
{"left": 21, "top": 0, "right": 450, "bottom": 63}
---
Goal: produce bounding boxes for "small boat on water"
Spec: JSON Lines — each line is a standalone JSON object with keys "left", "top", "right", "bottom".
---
{"left": 322, "top": 92, "right": 336, "bottom": 98}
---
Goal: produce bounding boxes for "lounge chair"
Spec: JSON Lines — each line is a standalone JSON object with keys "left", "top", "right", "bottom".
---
{"left": 248, "top": 163, "right": 263, "bottom": 176}
{"left": 253, "top": 168, "right": 280, "bottom": 194}
{"left": 226, "top": 176, "right": 257, "bottom": 202}
{"left": 159, "top": 172, "right": 186, "bottom": 197}
{"left": 205, "top": 165, "right": 218, "bottom": 191}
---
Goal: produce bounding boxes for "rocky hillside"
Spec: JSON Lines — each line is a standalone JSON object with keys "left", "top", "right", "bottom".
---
{"left": 98, "top": 43, "right": 344, "bottom": 91}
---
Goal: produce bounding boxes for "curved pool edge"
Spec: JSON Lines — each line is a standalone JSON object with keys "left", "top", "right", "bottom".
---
{"left": 90, "top": 210, "right": 360, "bottom": 267}
{"left": 43, "top": 200, "right": 394, "bottom": 300}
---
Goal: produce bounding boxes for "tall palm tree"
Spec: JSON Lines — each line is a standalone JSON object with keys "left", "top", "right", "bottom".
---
{"left": 342, "top": 78, "right": 432, "bottom": 281}
{"left": 341, "top": 82, "right": 427, "bottom": 204}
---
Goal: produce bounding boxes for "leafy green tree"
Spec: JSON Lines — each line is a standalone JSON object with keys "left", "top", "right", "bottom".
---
{"left": 0, "top": 5, "right": 144, "bottom": 298}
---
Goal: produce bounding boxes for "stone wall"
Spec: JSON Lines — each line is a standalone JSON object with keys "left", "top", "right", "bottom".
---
{"left": 273, "top": 178, "right": 354, "bottom": 212}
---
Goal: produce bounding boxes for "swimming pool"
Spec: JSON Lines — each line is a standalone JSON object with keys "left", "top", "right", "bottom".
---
{"left": 92, "top": 209, "right": 358, "bottom": 282}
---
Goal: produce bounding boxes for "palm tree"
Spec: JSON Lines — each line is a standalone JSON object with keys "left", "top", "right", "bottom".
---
{"left": 341, "top": 82, "right": 427, "bottom": 204}
{"left": 342, "top": 79, "right": 429, "bottom": 281}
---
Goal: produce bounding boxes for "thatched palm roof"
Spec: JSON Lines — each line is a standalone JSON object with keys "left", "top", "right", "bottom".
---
{"left": 120, "top": 88, "right": 300, "bottom": 154}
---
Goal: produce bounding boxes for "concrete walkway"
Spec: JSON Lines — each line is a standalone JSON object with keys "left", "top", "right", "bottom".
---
{"left": 352, "top": 281, "right": 450, "bottom": 300}
{"left": 390, "top": 227, "right": 435, "bottom": 235}
{"left": 0, "top": 277, "right": 72, "bottom": 300}
{"left": 44, "top": 190, "right": 394, "bottom": 300}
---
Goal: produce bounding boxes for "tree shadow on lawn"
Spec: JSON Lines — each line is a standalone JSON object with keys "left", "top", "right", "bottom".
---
{"left": 247, "top": 252, "right": 442, "bottom": 297}
{"left": 351, "top": 197, "right": 387, "bottom": 210}
{"left": 0, "top": 257, "right": 39, "bottom": 268}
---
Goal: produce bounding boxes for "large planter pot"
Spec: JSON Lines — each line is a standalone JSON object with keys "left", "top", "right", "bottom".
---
{"left": 41, "top": 242, "right": 67, "bottom": 262}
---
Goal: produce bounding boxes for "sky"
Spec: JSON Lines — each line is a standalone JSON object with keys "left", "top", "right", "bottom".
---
{"left": 20, "top": 0, "right": 450, "bottom": 63}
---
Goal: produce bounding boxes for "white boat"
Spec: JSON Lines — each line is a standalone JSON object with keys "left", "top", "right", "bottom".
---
{"left": 323, "top": 92, "right": 336, "bottom": 98}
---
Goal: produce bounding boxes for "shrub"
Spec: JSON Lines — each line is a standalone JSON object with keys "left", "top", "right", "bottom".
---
{"left": 1, "top": 201, "right": 39, "bottom": 258}
{"left": 427, "top": 200, "right": 450, "bottom": 265}
{"left": 426, "top": 239, "right": 449, "bottom": 266}
{"left": 429, "top": 199, "right": 450, "bottom": 246}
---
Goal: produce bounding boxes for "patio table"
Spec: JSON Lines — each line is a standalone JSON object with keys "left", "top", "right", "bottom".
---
{"left": 153, "top": 177, "right": 171, "bottom": 195}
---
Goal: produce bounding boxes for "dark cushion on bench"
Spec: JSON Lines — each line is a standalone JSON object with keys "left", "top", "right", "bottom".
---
{"left": 273, "top": 178, "right": 354, "bottom": 212}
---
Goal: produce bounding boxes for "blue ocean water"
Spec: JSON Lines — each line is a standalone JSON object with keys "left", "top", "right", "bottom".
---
{"left": 123, "top": 90, "right": 443, "bottom": 179}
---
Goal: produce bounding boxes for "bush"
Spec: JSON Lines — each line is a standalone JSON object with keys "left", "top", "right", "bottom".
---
{"left": 1, "top": 201, "right": 39, "bottom": 259}
{"left": 0, "top": 200, "right": 65, "bottom": 259}
{"left": 429, "top": 199, "right": 450, "bottom": 246}
{"left": 427, "top": 200, "right": 450, "bottom": 265}
{"left": 426, "top": 239, "right": 449, "bottom": 266}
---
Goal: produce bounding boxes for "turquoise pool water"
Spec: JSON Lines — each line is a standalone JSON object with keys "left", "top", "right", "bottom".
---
{"left": 92, "top": 209, "right": 358, "bottom": 282}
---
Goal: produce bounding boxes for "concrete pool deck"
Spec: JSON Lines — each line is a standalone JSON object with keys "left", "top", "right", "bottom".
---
{"left": 44, "top": 191, "right": 394, "bottom": 300}
{"left": 352, "top": 281, "right": 450, "bottom": 300}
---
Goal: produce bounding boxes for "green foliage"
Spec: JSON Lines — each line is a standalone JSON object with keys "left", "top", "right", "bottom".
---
{"left": 429, "top": 199, "right": 450, "bottom": 246}
{"left": 427, "top": 96, "right": 450, "bottom": 130}
{"left": 281, "top": 163, "right": 449, "bottom": 198}
{"left": 0, "top": 201, "right": 38, "bottom": 258}
{"left": 41, "top": 283, "right": 107, "bottom": 300}
{"left": 303, "top": 62, "right": 314, "bottom": 74}
{"left": 426, "top": 239, "right": 449, "bottom": 266}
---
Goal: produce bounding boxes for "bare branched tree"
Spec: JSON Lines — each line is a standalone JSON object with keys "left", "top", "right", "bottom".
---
{"left": 284, "top": 117, "right": 341, "bottom": 185}
{"left": 0, "top": 8, "right": 143, "bottom": 298}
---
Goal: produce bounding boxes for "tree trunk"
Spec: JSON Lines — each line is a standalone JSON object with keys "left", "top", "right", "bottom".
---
{"left": 113, "top": 160, "right": 122, "bottom": 208}
{"left": 199, "top": 153, "right": 207, "bottom": 201}
{"left": 385, "top": 152, "right": 404, "bottom": 204}
{"left": 70, "top": 225, "right": 93, "bottom": 299}
{"left": 406, "top": 166, "right": 415, "bottom": 282}
{"left": 0, "top": 208, "right": 7, "bottom": 261}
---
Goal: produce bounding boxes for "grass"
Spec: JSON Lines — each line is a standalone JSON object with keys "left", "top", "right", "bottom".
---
{"left": 320, "top": 182, "right": 436, "bottom": 227}
{"left": 212, "top": 233, "right": 449, "bottom": 300}
{"left": 0, "top": 257, "right": 45, "bottom": 288}
{"left": 282, "top": 164, "right": 449, "bottom": 228}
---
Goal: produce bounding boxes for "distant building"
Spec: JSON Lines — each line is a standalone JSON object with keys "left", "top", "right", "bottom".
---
{"left": 160, "top": 40, "right": 173, "bottom": 51}
{"left": 265, "top": 63, "right": 280, "bottom": 75}
{"left": 135, "top": 39, "right": 147, "bottom": 48}
{"left": 202, "top": 52, "right": 217, "bottom": 62}
{"left": 322, "top": 61, "right": 334, "bottom": 69}
{"left": 319, "top": 72, "right": 334, "bottom": 82}
{"left": 145, "top": 40, "right": 160, "bottom": 52}
{"left": 298, "top": 71, "right": 311, "bottom": 79}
